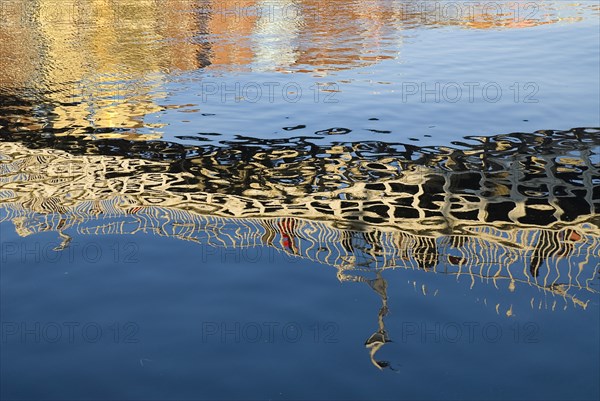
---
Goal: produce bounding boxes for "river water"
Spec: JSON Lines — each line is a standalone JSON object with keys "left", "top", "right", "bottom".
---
{"left": 1, "top": 1, "right": 599, "bottom": 400}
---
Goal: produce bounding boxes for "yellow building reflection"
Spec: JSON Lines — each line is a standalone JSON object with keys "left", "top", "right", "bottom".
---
{"left": 0, "top": 0, "right": 593, "bottom": 138}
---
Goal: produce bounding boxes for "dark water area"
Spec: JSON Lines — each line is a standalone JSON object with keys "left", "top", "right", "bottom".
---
{"left": 1, "top": 1, "right": 599, "bottom": 400}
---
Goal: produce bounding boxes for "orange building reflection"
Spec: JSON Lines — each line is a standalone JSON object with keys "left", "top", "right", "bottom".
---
{"left": 0, "top": 0, "right": 592, "bottom": 137}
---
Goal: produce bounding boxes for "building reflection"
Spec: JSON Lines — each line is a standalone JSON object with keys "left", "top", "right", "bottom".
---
{"left": 1, "top": 127, "right": 598, "bottom": 369}
{"left": 0, "top": 0, "right": 593, "bottom": 138}
{"left": 1, "top": 128, "right": 597, "bottom": 276}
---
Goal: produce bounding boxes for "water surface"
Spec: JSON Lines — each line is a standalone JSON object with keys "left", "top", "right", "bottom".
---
{"left": 1, "top": 1, "right": 599, "bottom": 400}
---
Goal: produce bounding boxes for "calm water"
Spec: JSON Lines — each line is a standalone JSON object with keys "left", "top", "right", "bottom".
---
{"left": 1, "top": 1, "right": 599, "bottom": 400}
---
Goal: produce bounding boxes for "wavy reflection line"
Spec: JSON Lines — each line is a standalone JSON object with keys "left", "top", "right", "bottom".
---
{"left": 0, "top": 129, "right": 598, "bottom": 313}
{"left": 1, "top": 132, "right": 599, "bottom": 371}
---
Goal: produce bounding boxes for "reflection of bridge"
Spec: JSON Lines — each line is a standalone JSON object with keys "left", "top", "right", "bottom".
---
{"left": 1, "top": 128, "right": 598, "bottom": 369}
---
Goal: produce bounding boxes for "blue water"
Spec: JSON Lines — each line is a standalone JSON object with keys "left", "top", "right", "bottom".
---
{"left": 160, "top": 21, "right": 600, "bottom": 146}
{"left": 1, "top": 223, "right": 598, "bottom": 400}
{"left": 1, "top": 1, "right": 599, "bottom": 400}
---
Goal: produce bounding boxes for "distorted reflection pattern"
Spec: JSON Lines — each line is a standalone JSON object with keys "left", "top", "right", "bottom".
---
{"left": 1, "top": 128, "right": 597, "bottom": 308}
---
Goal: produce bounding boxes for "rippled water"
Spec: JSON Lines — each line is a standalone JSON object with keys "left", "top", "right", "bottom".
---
{"left": 1, "top": 1, "right": 599, "bottom": 400}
